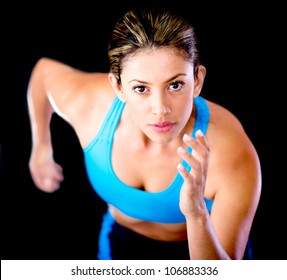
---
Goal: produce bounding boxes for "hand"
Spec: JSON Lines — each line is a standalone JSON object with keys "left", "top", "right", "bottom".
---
{"left": 29, "top": 144, "right": 64, "bottom": 193}
{"left": 177, "top": 130, "right": 210, "bottom": 218}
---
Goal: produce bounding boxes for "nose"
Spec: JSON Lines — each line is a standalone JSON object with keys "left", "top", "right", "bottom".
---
{"left": 151, "top": 93, "right": 171, "bottom": 116}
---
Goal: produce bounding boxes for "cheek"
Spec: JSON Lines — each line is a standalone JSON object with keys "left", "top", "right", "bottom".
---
{"left": 126, "top": 101, "right": 147, "bottom": 121}
{"left": 174, "top": 97, "right": 193, "bottom": 116}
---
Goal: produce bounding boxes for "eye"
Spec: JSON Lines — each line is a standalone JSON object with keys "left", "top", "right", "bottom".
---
{"left": 169, "top": 81, "right": 185, "bottom": 91}
{"left": 134, "top": 85, "right": 148, "bottom": 95}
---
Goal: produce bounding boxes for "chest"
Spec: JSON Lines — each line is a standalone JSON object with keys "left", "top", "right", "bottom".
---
{"left": 111, "top": 132, "right": 218, "bottom": 201}
{"left": 111, "top": 139, "right": 180, "bottom": 193}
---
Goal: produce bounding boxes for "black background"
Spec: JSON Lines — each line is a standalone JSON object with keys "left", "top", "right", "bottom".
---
{"left": 1, "top": 1, "right": 286, "bottom": 260}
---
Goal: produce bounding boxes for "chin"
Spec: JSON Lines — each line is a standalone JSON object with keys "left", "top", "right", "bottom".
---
{"left": 150, "top": 133, "right": 178, "bottom": 145}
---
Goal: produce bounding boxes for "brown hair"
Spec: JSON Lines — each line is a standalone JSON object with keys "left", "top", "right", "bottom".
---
{"left": 108, "top": 7, "right": 200, "bottom": 84}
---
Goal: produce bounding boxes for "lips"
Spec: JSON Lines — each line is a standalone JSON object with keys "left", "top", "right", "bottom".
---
{"left": 149, "top": 122, "right": 175, "bottom": 133}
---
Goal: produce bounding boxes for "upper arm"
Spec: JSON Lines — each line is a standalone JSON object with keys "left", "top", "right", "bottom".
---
{"left": 32, "top": 57, "right": 86, "bottom": 121}
{"left": 207, "top": 105, "right": 262, "bottom": 259}
{"left": 30, "top": 57, "right": 115, "bottom": 146}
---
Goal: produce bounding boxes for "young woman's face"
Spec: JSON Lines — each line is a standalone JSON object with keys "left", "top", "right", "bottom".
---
{"left": 119, "top": 48, "right": 201, "bottom": 144}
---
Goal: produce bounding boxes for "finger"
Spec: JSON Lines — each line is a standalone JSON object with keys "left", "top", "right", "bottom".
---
{"left": 177, "top": 146, "right": 201, "bottom": 172}
{"left": 183, "top": 133, "right": 205, "bottom": 155}
{"left": 45, "top": 163, "right": 64, "bottom": 181}
{"left": 54, "top": 163, "right": 64, "bottom": 174}
{"left": 37, "top": 165, "right": 63, "bottom": 192}
{"left": 33, "top": 174, "right": 60, "bottom": 193}
{"left": 183, "top": 133, "right": 209, "bottom": 164}
{"left": 177, "top": 163, "right": 195, "bottom": 185}
{"left": 42, "top": 177, "right": 61, "bottom": 192}
{"left": 50, "top": 168, "right": 64, "bottom": 182}
{"left": 195, "top": 129, "right": 209, "bottom": 150}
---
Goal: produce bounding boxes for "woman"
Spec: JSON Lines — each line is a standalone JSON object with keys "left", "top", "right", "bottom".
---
{"left": 27, "top": 7, "right": 261, "bottom": 260}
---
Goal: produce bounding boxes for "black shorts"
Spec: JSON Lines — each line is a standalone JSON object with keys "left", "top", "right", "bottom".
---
{"left": 98, "top": 210, "right": 190, "bottom": 260}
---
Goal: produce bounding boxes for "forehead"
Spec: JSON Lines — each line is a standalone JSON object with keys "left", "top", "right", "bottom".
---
{"left": 121, "top": 48, "right": 193, "bottom": 80}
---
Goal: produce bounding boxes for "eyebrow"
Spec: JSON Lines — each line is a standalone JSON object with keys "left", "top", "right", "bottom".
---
{"left": 128, "top": 73, "right": 187, "bottom": 84}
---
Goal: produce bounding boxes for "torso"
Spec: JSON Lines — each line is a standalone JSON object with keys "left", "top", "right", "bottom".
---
{"left": 110, "top": 108, "right": 189, "bottom": 240}
{"left": 72, "top": 73, "right": 231, "bottom": 242}
{"left": 111, "top": 100, "right": 219, "bottom": 241}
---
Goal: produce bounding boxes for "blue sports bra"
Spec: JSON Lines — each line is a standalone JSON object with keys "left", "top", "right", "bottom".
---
{"left": 83, "top": 96, "right": 213, "bottom": 224}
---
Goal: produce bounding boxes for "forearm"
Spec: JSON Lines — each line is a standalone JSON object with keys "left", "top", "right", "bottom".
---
{"left": 27, "top": 59, "right": 53, "bottom": 147}
{"left": 186, "top": 213, "right": 230, "bottom": 260}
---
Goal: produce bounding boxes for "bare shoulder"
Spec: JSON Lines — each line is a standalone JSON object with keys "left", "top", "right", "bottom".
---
{"left": 206, "top": 99, "right": 258, "bottom": 160}
{"left": 33, "top": 57, "right": 114, "bottom": 105}
{"left": 205, "top": 99, "right": 261, "bottom": 199}
{"left": 33, "top": 57, "right": 116, "bottom": 146}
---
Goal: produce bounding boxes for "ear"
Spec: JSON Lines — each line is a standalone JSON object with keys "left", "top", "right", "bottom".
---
{"left": 108, "top": 73, "right": 126, "bottom": 102}
{"left": 194, "top": 65, "right": 206, "bottom": 98}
